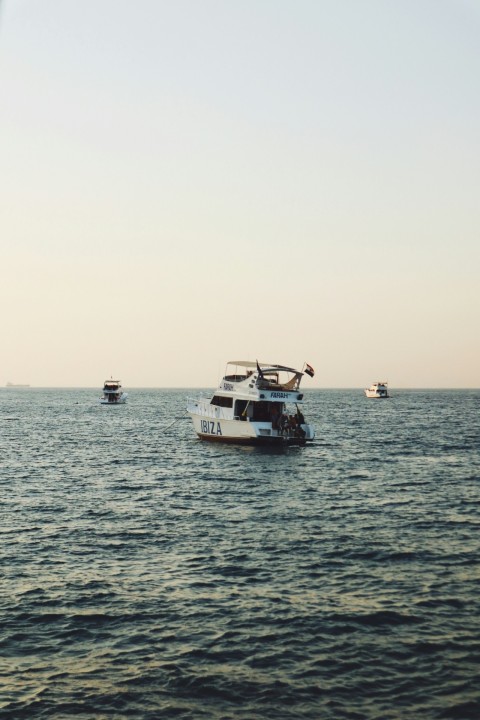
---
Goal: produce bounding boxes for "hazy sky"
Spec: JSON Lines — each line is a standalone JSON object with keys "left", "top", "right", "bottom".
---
{"left": 1, "top": 0, "right": 479, "bottom": 387}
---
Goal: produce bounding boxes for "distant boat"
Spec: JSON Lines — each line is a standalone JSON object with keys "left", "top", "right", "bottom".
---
{"left": 187, "top": 360, "right": 315, "bottom": 445}
{"left": 6, "top": 382, "right": 30, "bottom": 387}
{"left": 364, "top": 381, "right": 389, "bottom": 398}
{"left": 100, "top": 379, "right": 128, "bottom": 405}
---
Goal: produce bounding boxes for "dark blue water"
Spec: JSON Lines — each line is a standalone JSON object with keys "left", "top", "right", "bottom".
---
{"left": 1, "top": 388, "right": 479, "bottom": 719}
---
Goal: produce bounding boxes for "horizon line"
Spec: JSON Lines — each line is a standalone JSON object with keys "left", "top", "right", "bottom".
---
{"left": 2, "top": 386, "right": 479, "bottom": 391}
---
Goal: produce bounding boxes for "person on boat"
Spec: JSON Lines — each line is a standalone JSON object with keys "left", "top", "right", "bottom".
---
{"left": 296, "top": 409, "right": 305, "bottom": 425}
{"left": 271, "top": 404, "right": 280, "bottom": 429}
{"left": 290, "top": 409, "right": 305, "bottom": 438}
{"left": 279, "top": 413, "right": 289, "bottom": 435}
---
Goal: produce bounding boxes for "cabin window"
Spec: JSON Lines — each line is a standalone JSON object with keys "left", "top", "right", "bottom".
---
{"left": 252, "top": 401, "right": 271, "bottom": 421}
{"left": 210, "top": 395, "right": 233, "bottom": 408}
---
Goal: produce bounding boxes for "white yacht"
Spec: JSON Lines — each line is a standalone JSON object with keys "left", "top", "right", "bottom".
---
{"left": 364, "top": 381, "right": 389, "bottom": 398}
{"left": 187, "top": 361, "right": 315, "bottom": 445}
{"left": 100, "top": 379, "right": 128, "bottom": 405}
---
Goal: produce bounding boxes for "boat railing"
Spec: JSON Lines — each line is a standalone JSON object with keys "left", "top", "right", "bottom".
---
{"left": 187, "top": 398, "right": 235, "bottom": 421}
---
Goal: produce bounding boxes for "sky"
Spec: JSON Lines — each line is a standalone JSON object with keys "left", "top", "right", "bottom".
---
{"left": 1, "top": 0, "right": 479, "bottom": 388}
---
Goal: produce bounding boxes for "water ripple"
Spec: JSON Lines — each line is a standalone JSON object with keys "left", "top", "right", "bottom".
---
{"left": 1, "top": 388, "right": 479, "bottom": 719}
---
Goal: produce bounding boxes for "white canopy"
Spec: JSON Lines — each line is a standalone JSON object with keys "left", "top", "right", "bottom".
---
{"left": 227, "top": 361, "right": 302, "bottom": 374}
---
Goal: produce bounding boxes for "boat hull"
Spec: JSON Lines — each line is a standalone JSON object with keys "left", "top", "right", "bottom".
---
{"left": 188, "top": 413, "right": 314, "bottom": 446}
{"left": 100, "top": 393, "right": 128, "bottom": 405}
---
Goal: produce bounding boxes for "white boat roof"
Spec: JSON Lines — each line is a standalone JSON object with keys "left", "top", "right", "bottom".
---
{"left": 228, "top": 360, "right": 302, "bottom": 374}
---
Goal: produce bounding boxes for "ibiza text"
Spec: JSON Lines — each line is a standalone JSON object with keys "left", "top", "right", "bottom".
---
{"left": 200, "top": 420, "right": 223, "bottom": 435}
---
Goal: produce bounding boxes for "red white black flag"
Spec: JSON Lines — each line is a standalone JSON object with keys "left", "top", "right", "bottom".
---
{"left": 304, "top": 363, "right": 315, "bottom": 378}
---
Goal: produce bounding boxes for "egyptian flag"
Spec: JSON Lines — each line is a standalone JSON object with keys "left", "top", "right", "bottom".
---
{"left": 305, "top": 363, "right": 315, "bottom": 378}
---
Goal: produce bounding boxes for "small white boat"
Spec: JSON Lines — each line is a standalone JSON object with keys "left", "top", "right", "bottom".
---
{"left": 100, "top": 379, "right": 128, "bottom": 405}
{"left": 187, "top": 361, "right": 315, "bottom": 445}
{"left": 364, "top": 381, "right": 389, "bottom": 398}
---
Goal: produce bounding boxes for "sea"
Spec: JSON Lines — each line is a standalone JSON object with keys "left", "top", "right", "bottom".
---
{"left": 1, "top": 388, "right": 479, "bottom": 720}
